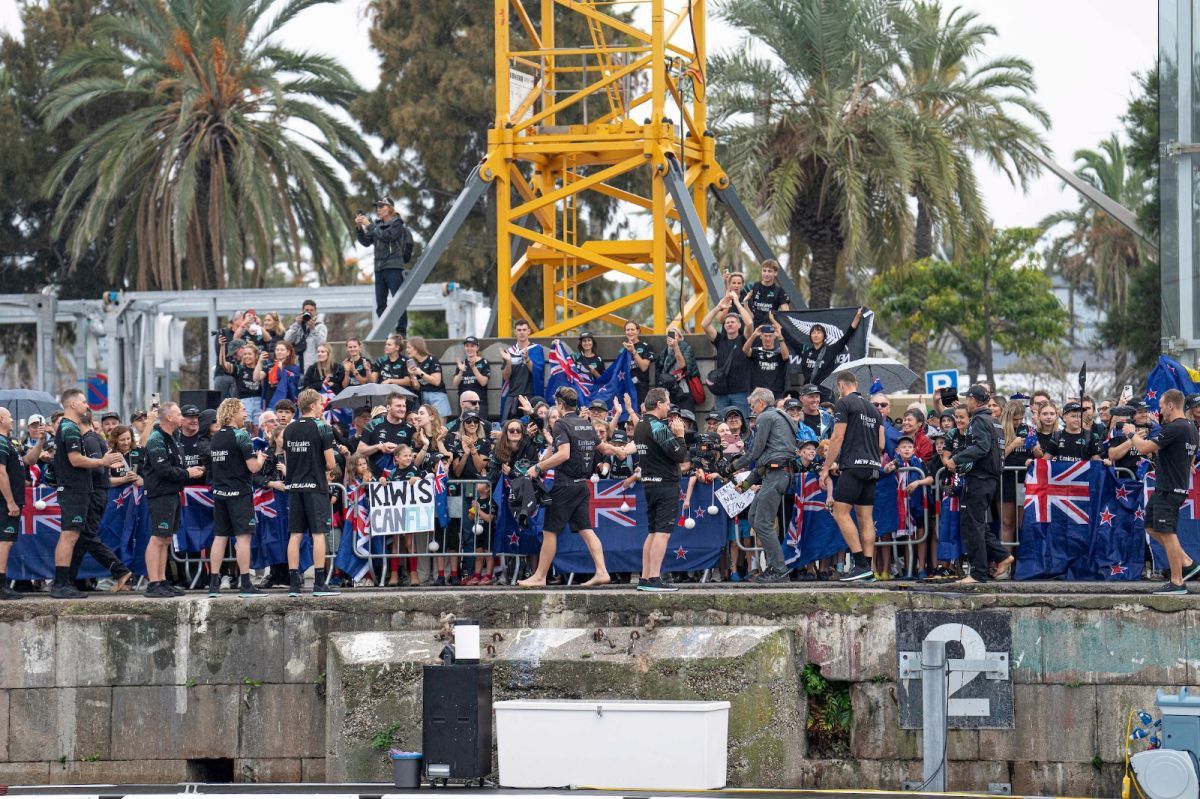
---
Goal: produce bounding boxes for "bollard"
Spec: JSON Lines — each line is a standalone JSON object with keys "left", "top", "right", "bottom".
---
{"left": 921, "top": 638, "right": 948, "bottom": 791}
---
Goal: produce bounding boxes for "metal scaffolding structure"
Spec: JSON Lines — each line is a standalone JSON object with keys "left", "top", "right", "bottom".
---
{"left": 0, "top": 284, "right": 488, "bottom": 420}
{"left": 368, "top": 0, "right": 804, "bottom": 341}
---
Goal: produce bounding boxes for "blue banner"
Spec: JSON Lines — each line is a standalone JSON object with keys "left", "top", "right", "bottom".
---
{"left": 1016, "top": 460, "right": 1107, "bottom": 580}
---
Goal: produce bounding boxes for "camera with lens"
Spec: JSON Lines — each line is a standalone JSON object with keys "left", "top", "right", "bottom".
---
{"left": 693, "top": 432, "right": 734, "bottom": 480}
{"left": 302, "top": 312, "right": 313, "bottom": 323}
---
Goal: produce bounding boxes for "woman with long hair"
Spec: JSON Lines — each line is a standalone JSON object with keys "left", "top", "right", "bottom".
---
{"left": 107, "top": 425, "right": 140, "bottom": 486}
{"left": 998, "top": 399, "right": 1030, "bottom": 545}
{"left": 218, "top": 340, "right": 264, "bottom": 423}
{"left": 404, "top": 337, "right": 451, "bottom": 418}
{"left": 256, "top": 340, "right": 302, "bottom": 408}
{"left": 413, "top": 404, "right": 455, "bottom": 584}
{"left": 302, "top": 344, "right": 343, "bottom": 393}
{"left": 1030, "top": 403, "right": 1060, "bottom": 458}
{"left": 260, "top": 312, "right": 287, "bottom": 348}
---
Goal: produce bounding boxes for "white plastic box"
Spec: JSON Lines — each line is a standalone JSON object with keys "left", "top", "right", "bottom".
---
{"left": 494, "top": 699, "right": 730, "bottom": 790}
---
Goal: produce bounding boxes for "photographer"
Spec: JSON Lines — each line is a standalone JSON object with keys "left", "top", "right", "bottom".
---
{"left": 655, "top": 325, "right": 701, "bottom": 411}
{"left": 283, "top": 299, "right": 327, "bottom": 373}
{"left": 743, "top": 315, "right": 790, "bottom": 397}
{"left": 355, "top": 197, "right": 414, "bottom": 336}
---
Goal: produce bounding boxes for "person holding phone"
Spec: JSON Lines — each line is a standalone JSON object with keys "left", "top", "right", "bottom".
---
{"left": 743, "top": 314, "right": 790, "bottom": 397}
{"left": 655, "top": 325, "right": 700, "bottom": 411}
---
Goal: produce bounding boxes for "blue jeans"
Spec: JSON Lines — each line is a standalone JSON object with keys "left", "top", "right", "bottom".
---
{"left": 240, "top": 396, "right": 263, "bottom": 426}
{"left": 374, "top": 269, "right": 409, "bottom": 335}
{"left": 714, "top": 392, "right": 750, "bottom": 418}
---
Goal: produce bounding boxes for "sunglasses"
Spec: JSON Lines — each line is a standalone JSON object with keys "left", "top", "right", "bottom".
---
{"left": 873, "top": 402, "right": 889, "bottom": 409}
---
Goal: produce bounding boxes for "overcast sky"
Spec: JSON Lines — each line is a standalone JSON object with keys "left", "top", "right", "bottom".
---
{"left": 0, "top": 0, "right": 1157, "bottom": 228}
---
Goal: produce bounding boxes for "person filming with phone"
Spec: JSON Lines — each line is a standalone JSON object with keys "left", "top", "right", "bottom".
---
{"left": 355, "top": 197, "right": 414, "bottom": 337}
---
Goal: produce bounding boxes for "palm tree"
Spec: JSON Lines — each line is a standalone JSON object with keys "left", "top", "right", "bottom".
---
{"left": 885, "top": 1, "right": 1050, "bottom": 376}
{"left": 710, "top": 0, "right": 950, "bottom": 308}
{"left": 1041, "top": 135, "right": 1149, "bottom": 381}
{"left": 41, "top": 0, "right": 370, "bottom": 290}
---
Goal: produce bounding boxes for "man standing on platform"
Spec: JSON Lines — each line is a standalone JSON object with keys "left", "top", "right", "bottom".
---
{"left": 822, "top": 371, "right": 885, "bottom": 583}
{"left": 946, "top": 384, "right": 1013, "bottom": 585}
{"left": 732, "top": 387, "right": 797, "bottom": 584}
{"left": 49, "top": 389, "right": 125, "bottom": 599}
{"left": 1132, "top": 388, "right": 1200, "bottom": 594}
{"left": 520, "top": 387, "right": 610, "bottom": 587}
{"left": 633, "top": 387, "right": 690, "bottom": 593}
{"left": 142, "top": 402, "right": 205, "bottom": 598}
{"left": 208, "top": 399, "right": 268, "bottom": 597}
{"left": 283, "top": 389, "right": 340, "bottom": 597}
{"left": 356, "top": 197, "right": 413, "bottom": 336}
{"left": 0, "top": 407, "right": 43, "bottom": 598}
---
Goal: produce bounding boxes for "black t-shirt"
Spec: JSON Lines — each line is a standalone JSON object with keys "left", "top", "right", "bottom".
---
{"left": 83, "top": 431, "right": 110, "bottom": 490}
{"left": 575, "top": 353, "right": 604, "bottom": 377}
{"left": 0, "top": 436, "right": 25, "bottom": 505}
{"left": 453, "top": 433, "right": 493, "bottom": 479}
{"left": 628, "top": 339, "right": 654, "bottom": 387}
{"left": 455, "top": 358, "right": 491, "bottom": 407}
{"left": 552, "top": 412, "right": 598, "bottom": 479}
{"left": 360, "top": 417, "right": 416, "bottom": 477}
{"left": 833, "top": 392, "right": 883, "bottom": 470}
{"left": 179, "top": 433, "right": 209, "bottom": 485}
{"left": 803, "top": 413, "right": 823, "bottom": 437}
{"left": 1153, "top": 418, "right": 1198, "bottom": 495}
{"left": 1043, "top": 429, "right": 1100, "bottom": 462}
{"left": 283, "top": 418, "right": 334, "bottom": 493}
{"left": 1104, "top": 433, "right": 1141, "bottom": 473}
{"left": 712, "top": 333, "right": 750, "bottom": 394}
{"left": 232, "top": 363, "right": 261, "bottom": 399}
{"left": 505, "top": 347, "right": 535, "bottom": 397}
{"left": 1003, "top": 422, "right": 1031, "bottom": 468}
{"left": 54, "top": 418, "right": 92, "bottom": 492}
{"left": 749, "top": 346, "right": 787, "bottom": 394}
{"left": 634, "top": 416, "right": 689, "bottom": 481}
{"left": 744, "top": 282, "right": 786, "bottom": 327}
{"left": 210, "top": 427, "right": 256, "bottom": 497}
{"left": 302, "top": 363, "right": 345, "bottom": 393}
{"left": 375, "top": 355, "right": 407, "bottom": 384}
{"left": 417, "top": 354, "right": 445, "bottom": 394}
{"left": 798, "top": 337, "right": 852, "bottom": 388}
{"left": 345, "top": 356, "right": 372, "bottom": 386}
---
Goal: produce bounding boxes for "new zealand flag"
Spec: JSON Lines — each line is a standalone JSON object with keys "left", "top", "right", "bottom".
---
{"left": 1015, "top": 460, "right": 1105, "bottom": 580}
{"left": 1081, "top": 468, "right": 1146, "bottom": 581}
{"left": 784, "top": 473, "right": 843, "bottom": 567}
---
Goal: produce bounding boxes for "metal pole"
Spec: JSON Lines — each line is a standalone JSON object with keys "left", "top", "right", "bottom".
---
{"left": 921, "top": 638, "right": 947, "bottom": 792}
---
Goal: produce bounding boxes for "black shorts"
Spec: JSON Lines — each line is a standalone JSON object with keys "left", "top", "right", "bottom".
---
{"left": 1000, "top": 467, "right": 1025, "bottom": 505}
{"left": 543, "top": 480, "right": 591, "bottom": 534}
{"left": 643, "top": 481, "right": 679, "bottom": 534}
{"left": 148, "top": 494, "right": 180, "bottom": 538}
{"left": 833, "top": 468, "right": 878, "bottom": 506}
{"left": 213, "top": 493, "right": 256, "bottom": 537}
{"left": 0, "top": 513, "right": 18, "bottom": 543}
{"left": 1149, "top": 491, "right": 1186, "bottom": 534}
{"left": 288, "top": 491, "right": 331, "bottom": 536}
{"left": 58, "top": 490, "right": 89, "bottom": 532}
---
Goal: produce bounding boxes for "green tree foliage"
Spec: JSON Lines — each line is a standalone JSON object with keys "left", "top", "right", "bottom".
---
{"left": 0, "top": 0, "right": 135, "bottom": 298}
{"left": 41, "top": 0, "right": 370, "bottom": 291}
{"left": 871, "top": 228, "right": 1067, "bottom": 386}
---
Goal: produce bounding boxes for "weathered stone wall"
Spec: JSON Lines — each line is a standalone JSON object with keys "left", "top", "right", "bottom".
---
{"left": 0, "top": 586, "right": 1189, "bottom": 795}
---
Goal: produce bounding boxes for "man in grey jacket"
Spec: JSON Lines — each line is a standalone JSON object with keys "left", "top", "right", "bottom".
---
{"left": 732, "top": 387, "right": 798, "bottom": 583}
{"left": 283, "top": 299, "right": 328, "bottom": 373}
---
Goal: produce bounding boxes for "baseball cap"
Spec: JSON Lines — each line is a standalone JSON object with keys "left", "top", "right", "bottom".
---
{"left": 783, "top": 398, "right": 802, "bottom": 410}
{"left": 611, "top": 430, "right": 629, "bottom": 444}
{"left": 198, "top": 409, "right": 217, "bottom": 430}
{"left": 1186, "top": 395, "right": 1200, "bottom": 412}
{"left": 374, "top": 196, "right": 394, "bottom": 207}
{"left": 579, "top": 331, "right": 595, "bottom": 340}
{"left": 589, "top": 398, "right": 608, "bottom": 411}
{"left": 965, "top": 385, "right": 990, "bottom": 404}
{"left": 797, "top": 439, "right": 817, "bottom": 450}
{"left": 1009, "top": 392, "right": 1031, "bottom": 401}
{"left": 896, "top": 435, "right": 914, "bottom": 447}
{"left": 798, "top": 384, "right": 821, "bottom": 396}
{"left": 27, "top": 414, "right": 44, "bottom": 425}
{"left": 461, "top": 410, "right": 483, "bottom": 423}
{"left": 1131, "top": 400, "right": 1149, "bottom": 412}
{"left": 101, "top": 411, "right": 120, "bottom": 422}
{"left": 464, "top": 336, "right": 480, "bottom": 346}
{"left": 706, "top": 410, "right": 721, "bottom": 421}
{"left": 668, "top": 406, "right": 681, "bottom": 417}
{"left": 181, "top": 404, "right": 201, "bottom": 417}
{"left": 679, "top": 409, "right": 696, "bottom": 423}
{"left": 1061, "top": 401, "right": 1084, "bottom": 415}
{"left": 723, "top": 407, "right": 745, "bottom": 421}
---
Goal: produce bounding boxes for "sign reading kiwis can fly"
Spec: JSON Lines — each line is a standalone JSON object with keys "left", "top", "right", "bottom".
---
{"left": 366, "top": 477, "right": 435, "bottom": 535}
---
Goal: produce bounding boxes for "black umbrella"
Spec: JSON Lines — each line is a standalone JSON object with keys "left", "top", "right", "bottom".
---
{"left": 0, "top": 389, "right": 61, "bottom": 424}
{"left": 327, "top": 383, "right": 415, "bottom": 410}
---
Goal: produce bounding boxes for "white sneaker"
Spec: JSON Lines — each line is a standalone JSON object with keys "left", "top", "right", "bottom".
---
{"left": 220, "top": 576, "right": 232, "bottom": 589}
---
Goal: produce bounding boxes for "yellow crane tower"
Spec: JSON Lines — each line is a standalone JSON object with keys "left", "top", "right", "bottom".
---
{"left": 368, "top": 0, "right": 804, "bottom": 341}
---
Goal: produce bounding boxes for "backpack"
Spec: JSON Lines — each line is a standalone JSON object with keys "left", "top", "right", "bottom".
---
{"left": 400, "top": 223, "right": 415, "bottom": 264}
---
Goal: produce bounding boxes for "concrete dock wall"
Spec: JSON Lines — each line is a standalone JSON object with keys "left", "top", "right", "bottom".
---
{"left": 0, "top": 587, "right": 1189, "bottom": 794}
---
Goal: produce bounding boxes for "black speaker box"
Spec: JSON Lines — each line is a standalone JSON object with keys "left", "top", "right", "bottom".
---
{"left": 179, "top": 390, "right": 221, "bottom": 412}
{"left": 422, "top": 663, "right": 493, "bottom": 781}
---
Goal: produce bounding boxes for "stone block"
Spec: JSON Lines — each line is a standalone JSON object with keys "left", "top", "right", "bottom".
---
{"left": 0, "top": 617, "right": 55, "bottom": 688}
{"left": 235, "top": 758, "right": 303, "bottom": 783}
{"left": 240, "top": 683, "right": 325, "bottom": 759}
{"left": 57, "top": 759, "right": 187, "bottom": 785}
{"left": 893, "top": 727, "right": 978, "bottom": 762}
{"left": 795, "top": 757, "right": 882, "bottom": 789}
{"left": 283, "top": 609, "right": 393, "bottom": 684}
{"left": 1095, "top": 684, "right": 1160, "bottom": 763}
{"left": 110, "top": 684, "right": 240, "bottom": 761}
{"left": 799, "top": 606, "right": 895, "bottom": 682}
{"left": 944, "top": 760, "right": 1011, "bottom": 792}
{"left": 302, "top": 757, "right": 326, "bottom": 782}
{"left": 326, "top": 626, "right": 804, "bottom": 787}
{"left": 186, "top": 603, "right": 286, "bottom": 685}
{"left": 978, "top": 684, "right": 1097, "bottom": 763}
{"left": 0, "top": 689, "right": 8, "bottom": 761}
{"left": 55, "top": 612, "right": 180, "bottom": 687}
{"left": 1011, "top": 761, "right": 1105, "bottom": 796}
{"left": 1012, "top": 606, "right": 1187, "bottom": 685}
{"left": 0, "top": 761, "right": 50, "bottom": 783}
{"left": 9, "top": 686, "right": 111, "bottom": 762}
{"left": 852, "top": 681, "right": 898, "bottom": 759}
